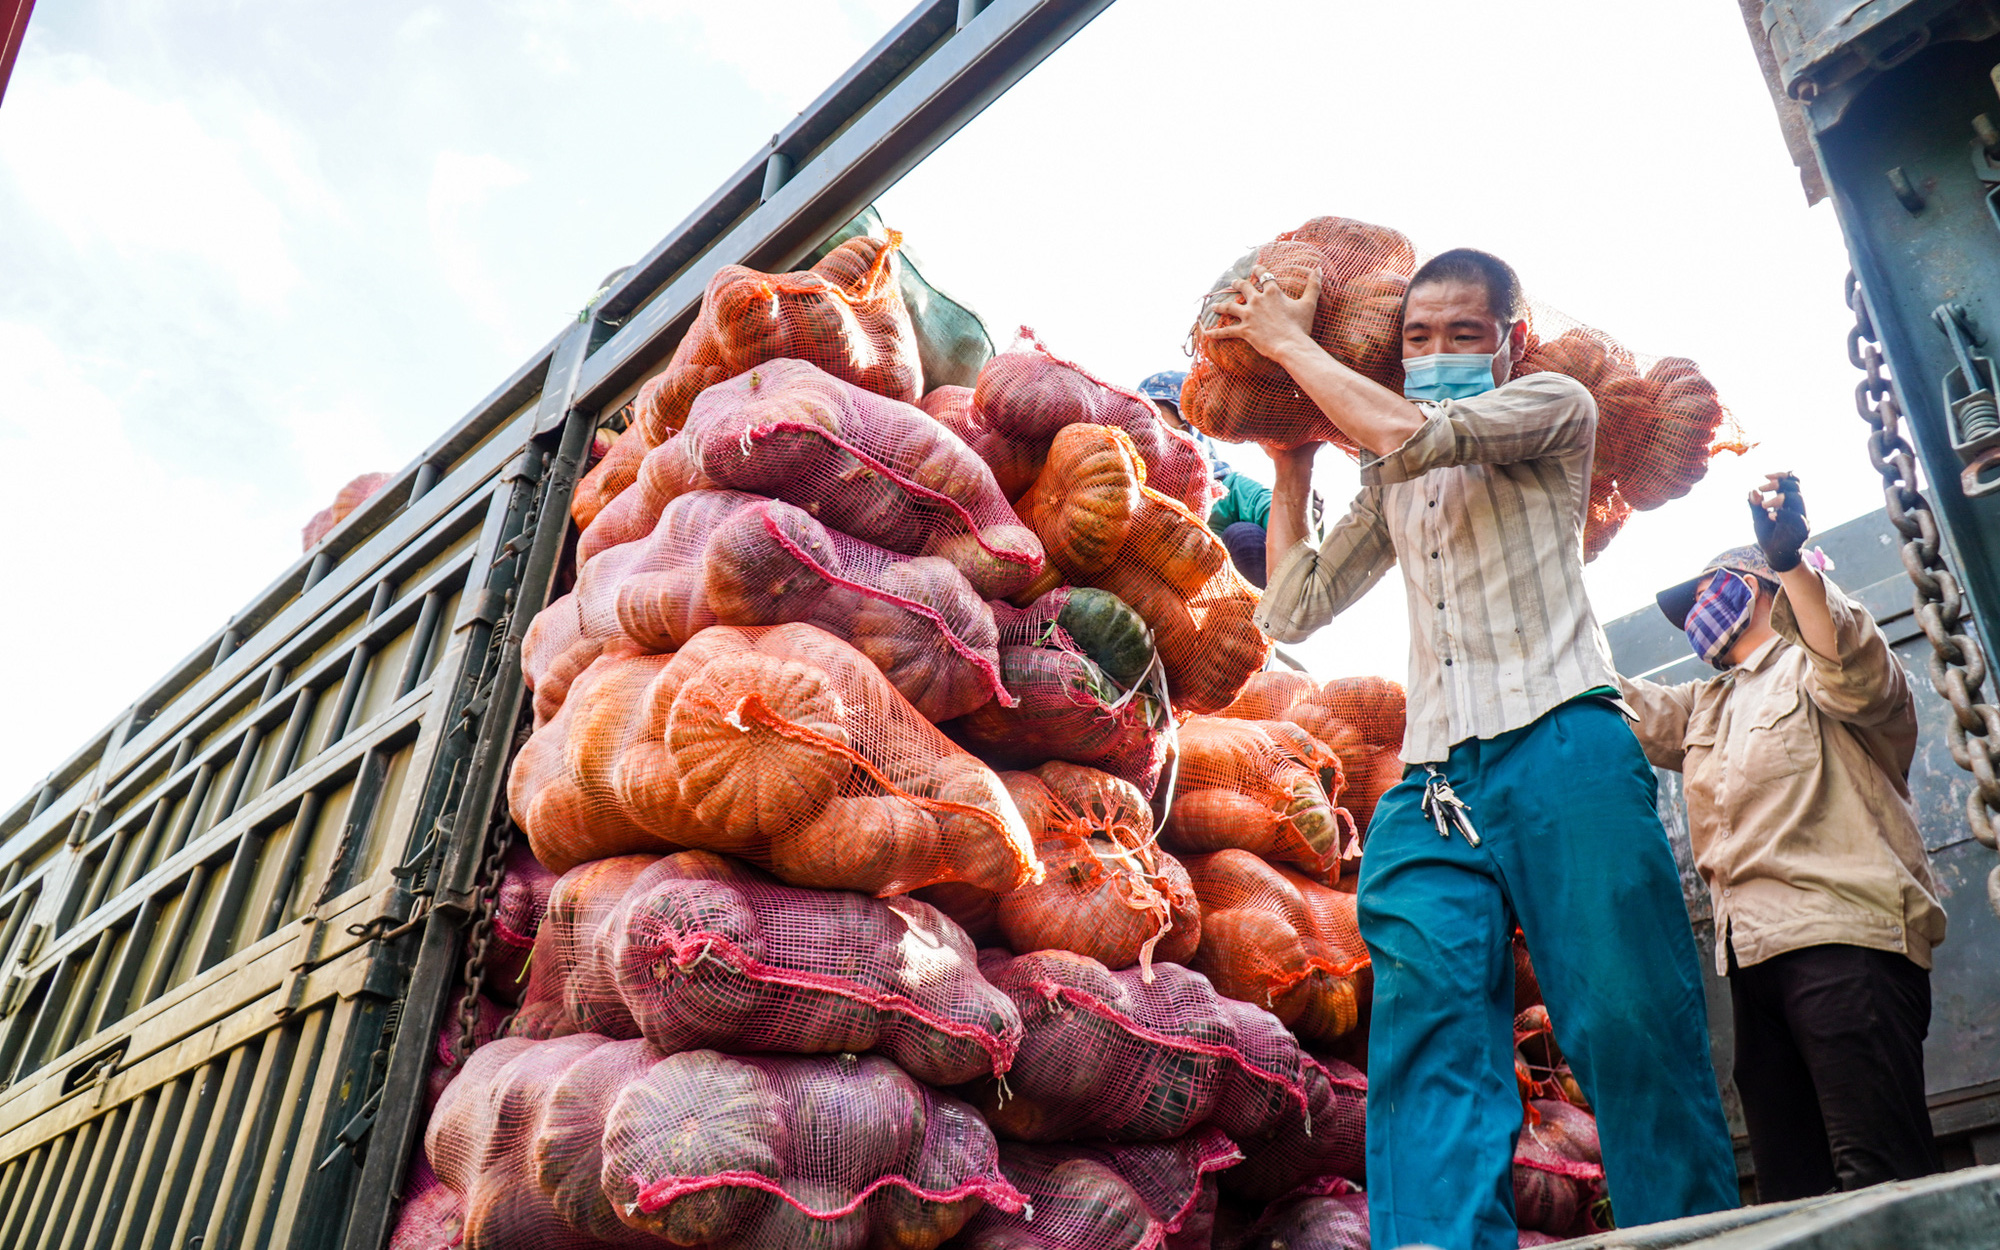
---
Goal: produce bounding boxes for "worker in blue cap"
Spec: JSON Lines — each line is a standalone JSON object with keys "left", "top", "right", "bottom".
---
{"left": 1139, "top": 369, "right": 1306, "bottom": 588}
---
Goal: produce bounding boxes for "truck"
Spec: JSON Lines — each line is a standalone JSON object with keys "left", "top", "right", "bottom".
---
{"left": 0, "top": 1, "right": 1995, "bottom": 1247}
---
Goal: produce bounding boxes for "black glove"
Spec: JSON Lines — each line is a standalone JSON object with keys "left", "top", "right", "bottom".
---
{"left": 1751, "top": 474, "right": 1810, "bottom": 572}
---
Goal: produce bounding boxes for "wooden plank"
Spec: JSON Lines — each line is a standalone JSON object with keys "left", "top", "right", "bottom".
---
{"left": 239, "top": 1010, "right": 328, "bottom": 1250}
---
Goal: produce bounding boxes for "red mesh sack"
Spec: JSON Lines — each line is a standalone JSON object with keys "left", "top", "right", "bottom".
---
{"left": 1180, "top": 850, "right": 1371, "bottom": 1045}
{"left": 1157, "top": 717, "right": 1355, "bottom": 879}
{"left": 507, "top": 624, "right": 1039, "bottom": 896}
{"left": 951, "top": 1129, "right": 1241, "bottom": 1250}
{"left": 580, "top": 360, "right": 1043, "bottom": 602}
{"left": 938, "top": 762, "right": 1202, "bottom": 974}
{"left": 966, "top": 332, "right": 1213, "bottom": 511}
{"left": 1220, "top": 1055, "right": 1368, "bottom": 1202}
{"left": 482, "top": 841, "right": 557, "bottom": 1004}
{"left": 631, "top": 234, "right": 922, "bottom": 443}
{"left": 390, "top": 1154, "right": 465, "bottom": 1250}
{"left": 972, "top": 950, "right": 1319, "bottom": 1146}
{"left": 572, "top": 423, "right": 652, "bottom": 534}
{"left": 947, "top": 589, "right": 1170, "bottom": 796}
{"left": 302, "top": 470, "right": 392, "bottom": 550}
{"left": 428, "top": 991, "right": 507, "bottom": 1112}
{"left": 568, "top": 488, "right": 1006, "bottom": 722}
{"left": 1236, "top": 1192, "right": 1371, "bottom": 1250}
{"left": 1513, "top": 1099, "right": 1606, "bottom": 1237}
{"left": 428, "top": 1035, "right": 1023, "bottom": 1250}
{"left": 516, "top": 850, "right": 1021, "bottom": 1085}
{"left": 1184, "top": 216, "right": 1418, "bottom": 452}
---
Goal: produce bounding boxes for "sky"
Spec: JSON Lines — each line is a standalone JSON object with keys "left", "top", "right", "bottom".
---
{"left": 0, "top": 0, "right": 1876, "bottom": 804}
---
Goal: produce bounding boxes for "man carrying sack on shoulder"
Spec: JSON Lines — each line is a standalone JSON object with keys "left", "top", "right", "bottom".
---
{"left": 1620, "top": 473, "right": 1947, "bottom": 1201}
{"left": 1218, "top": 247, "right": 1738, "bottom": 1250}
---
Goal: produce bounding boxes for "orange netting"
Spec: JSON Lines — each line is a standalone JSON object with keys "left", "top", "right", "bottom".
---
{"left": 1217, "top": 673, "right": 1407, "bottom": 837}
{"left": 630, "top": 234, "right": 922, "bottom": 444}
{"left": 952, "top": 1129, "right": 1240, "bottom": 1250}
{"left": 425, "top": 1034, "right": 1024, "bottom": 1250}
{"left": 1180, "top": 849, "right": 1371, "bottom": 1045}
{"left": 302, "top": 471, "right": 391, "bottom": 550}
{"left": 571, "top": 424, "right": 649, "bottom": 534}
{"left": 1157, "top": 717, "right": 1355, "bottom": 880}
{"left": 507, "top": 850, "right": 1021, "bottom": 1086}
{"left": 506, "top": 624, "right": 1039, "bottom": 896}
{"left": 580, "top": 359, "right": 1043, "bottom": 601}
{"left": 1181, "top": 215, "right": 1744, "bottom": 558}
{"left": 972, "top": 950, "right": 1332, "bottom": 1150}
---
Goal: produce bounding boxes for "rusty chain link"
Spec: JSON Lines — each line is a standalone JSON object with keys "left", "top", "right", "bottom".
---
{"left": 1847, "top": 273, "right": 2000, "bottom": 918}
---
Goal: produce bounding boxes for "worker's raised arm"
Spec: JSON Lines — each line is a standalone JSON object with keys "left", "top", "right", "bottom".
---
{"left": 1254, "top": 486, "right": 1395, "bottom": 644}
{"left": 1359, "top": 372, "right": 1597, "bottom": 485}
{"left": 1615, "top": 672, "right": 1700, "bottom": 772}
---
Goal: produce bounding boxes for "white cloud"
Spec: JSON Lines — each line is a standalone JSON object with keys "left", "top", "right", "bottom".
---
{"left": 0, "top": 54, "right": 306, "bottom": 308}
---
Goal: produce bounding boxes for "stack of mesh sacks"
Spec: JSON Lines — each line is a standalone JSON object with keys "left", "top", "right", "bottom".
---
{"left": 1182, "top": 214, "right": 1745, "bottom": 560}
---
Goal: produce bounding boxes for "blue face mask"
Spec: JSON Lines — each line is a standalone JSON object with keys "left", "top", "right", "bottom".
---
{"left": 1402, "top": 352, "right": 1499, "bottom": 402}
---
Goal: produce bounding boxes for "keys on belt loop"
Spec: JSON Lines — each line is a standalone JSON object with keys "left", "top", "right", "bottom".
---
{"left": 1420, "top": 765, "right": 1481, "bottom": 847}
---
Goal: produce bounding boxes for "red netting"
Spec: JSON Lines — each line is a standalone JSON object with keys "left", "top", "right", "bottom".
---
{"left": 506, "top": 624, "right": 1039, "bottom": 895}
{"left": 1514, "top": 1003, "right": 1590, "bottom": 1111}
{"left": 1514, "top": 1099, "right": 1606, "bottom": 1237}
{"left": 1158, "top": 717, "right": 1356, "bottom": 879}
{"left": 429, "top": 991, "right": 507, "bottom": 1112}
{"left": 630, "top": 234, "right": 922, "bottom": 444}
{"left": 1218, "top": 674, "right": 1408, "bottom": 836}
{"left": 427, "top": 1035, "right": 1023, "bottom": 1250}
{"left": 390, "top": 1153, "right": 464, "bottom": 1250}
{"left": 946, "top": 589, "right": 1170, "bottom": 796}
{"left": 568, "top": 488, "right": 1006, "bottom": 723}
{"left": 965, "top": 331, "right": 1214, "bottom": 512}
{"left": 578, "top": 359, "right": 1044, "bottom": 601}
{"left": 951, "top": 1129, "right": 1241, "bottom": 1250}
{"left": 972, "top": 950, "right": 1321, "bottom": 1147}
{"left": 483, "top": 841, "right": 557, "bottom": 1004}
{"left": 1220, "top": 1055, "right": 1368, "bottom": 1202}
{"left": 511, "top": 850, "right": 1021, "bottom": 1086}
{"left": 302, "top": 471, "right": 392, "bottom": 550}
{"left": 1181, "top": 215, "right": 1743, "bottom": 558}
{"left": 1180, "top": 850, "right": 1371, "bottom": 1046}
{"left": 1236, "top": 1192, "right": 1371, "bottom": 1250}
{"left": 572, "top": 424, "right": 652, "bottom": 534}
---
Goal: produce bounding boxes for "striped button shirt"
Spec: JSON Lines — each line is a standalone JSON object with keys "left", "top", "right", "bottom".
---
{"left": 1254, "top": 371, "right": 1621, "bottom": 764}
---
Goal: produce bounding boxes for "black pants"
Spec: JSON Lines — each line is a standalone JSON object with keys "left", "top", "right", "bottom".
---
{"left": 1729, "top": 942, "right": 1941, "bottom": 1201}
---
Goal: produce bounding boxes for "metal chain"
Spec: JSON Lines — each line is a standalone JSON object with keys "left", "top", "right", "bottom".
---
{"left": 1846, "top": 273, "right": 2000, "bottom": 918}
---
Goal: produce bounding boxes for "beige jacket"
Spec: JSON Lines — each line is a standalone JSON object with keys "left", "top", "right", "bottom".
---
{"left": 1618, "top": 575, "right": 1946, "bottom": 974}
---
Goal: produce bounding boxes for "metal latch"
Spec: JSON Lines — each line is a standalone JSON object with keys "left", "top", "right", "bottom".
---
{"left": 1930, "top": 304, "right": 2000, "bottom": 496}
{"left": 317, "top": 1087, "right": 385, "bottom": 1171}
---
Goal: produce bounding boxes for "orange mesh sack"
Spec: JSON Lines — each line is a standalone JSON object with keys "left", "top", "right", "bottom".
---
{"left": 972, "top": 950, "right": 1321, "bottom": 1146}
{"left": 965, "top": 332, "right": 1213, "bottom": 511}
{"left": 521, "top": 590, "right": 625, "bottom": 730}
{"left": 630, "top": 234, "right": 922, "bottom": 444}
{"left": 1513, "top": 1099, "right": 1606, "bottom": 1238}
{"left": 571, "top": 488, "right": 1008, "bottom": 722}
{"left": 1182, "top": 216, "right": 1417, "bottom": 452}
{"left": 507, "top": 624, "right": 1039, "bottom": 896}
{"left": 1221, "top": 674, "right": 1408, "bottom": 837}
{"left": 514, "top": 850, "right": 1021, "bottom": 1086}
{"left": 1180, "top": 850, "right": 1371, "bottom": 1045}
{"left": 964, "top": 762, "right": 1201, "bottom": 973}
{"left": 579, "top": 359, "right": 1043, "bottom": 599}
{"left": 1220, "top": 1055, "right": 1369, "bottom": 1202}
{"left": 571, "top": 423, "right": 651, "bottom": 534}
{"left": 947, "top": 589, "right": 1171, "bottom": 796}
{"left": 302, "top": 470, "right": 392, "bottom": 550}
{"left": 952, "top": 1129, "right": 1242, "bottom": 1250}
{"left": 1157, "top": 716, "right": 1356, "bottom": 879}
{"left": 426, "top": 1035, "right": 1026, "bottom": 1250}
{"left": 1012, "top": 423, "right": 1269, "bottom": 713}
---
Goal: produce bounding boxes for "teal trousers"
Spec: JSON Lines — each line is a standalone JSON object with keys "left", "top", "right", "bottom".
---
{"left": 1357, "top": 698, "right": 1738, "bottom": 1250}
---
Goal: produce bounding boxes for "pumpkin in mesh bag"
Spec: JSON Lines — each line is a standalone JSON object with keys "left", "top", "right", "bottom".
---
{"left": 1218, "top": 673, "right": 1407, "bottom": 837}
{"left": 577, "top": 488, "right": 1007, "bottom": 723}
{"left": 572, "top": 423, "right": 652, "bottom": 534}
{"left": 509, "top": 625, "right": 1037, "bottom": 896}
{"left": 606, "top": 1049, "right": 1025, "bottom": 1250}
{"left": 1158, "top": 717, "right": 1355, "bottom": 879}
{"left": 389, "top": 1154, "right": 464, "bottom": 1250}
{"left": 971, "top": 762, "right": 1200, "bottom": 973}
{"left": 1235, "top": 1192, "right": 1372, "bottom": 1250}
{"left": 1091, "top": 560, "right": 1268, "bottom": 716}
{"left": 515, "top": 849, "right": 1022, "bottom": 1085}
{"left": 1181, "top": 850, "right": 1371, "bottom": 1044}
{"left": 952, "top": 1129, "right": 1241, "bottom": 1250}
{"left": 1221, "top": 1054, "right": 1369, "bottom": 1202}
{"left": 972, "top": 950, "right": 1318, "bottom": 1146}
{"left": 969, "top": 331, "right": 1212, "bottom": 511}
{"left": 587, "top": 360, "right": 1043, "bottom": 598}
{"left": 631, "top": 233, "right": 922, "bottom": 443}
{"left": 1513, "top": 1099, "right": 1606, "bottom": 1237}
